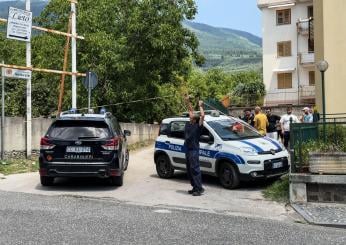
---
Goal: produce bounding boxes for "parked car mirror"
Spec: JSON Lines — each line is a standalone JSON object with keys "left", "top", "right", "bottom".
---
{"left": 124, "top": 130, "right": 131, "bottom": 136}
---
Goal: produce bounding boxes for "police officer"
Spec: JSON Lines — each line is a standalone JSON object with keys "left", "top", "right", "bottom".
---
{"left": 184, "top": 95, "right": 205, "bottom": 196}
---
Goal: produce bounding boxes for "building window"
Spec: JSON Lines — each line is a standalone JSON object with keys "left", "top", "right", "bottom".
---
{"left": 309, "top": 71, "right": 315, "bottom": 86}
{"left": 277, "top": 9, "right": 291, "bottom": 25}
{"left": 277, "top": 73, "right": 292, "bottom": 89}
{"left": 308, "top": 6, "right": 313, "bottom": 18}
{"left": 277, "top": 41, "right": 291, "bottom": 57}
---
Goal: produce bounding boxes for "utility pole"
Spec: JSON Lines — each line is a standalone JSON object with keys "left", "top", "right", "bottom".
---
{"left": 71, "top": 0, "right": 77, "bottom": 109}
{"left": 26, "top": 0, "right": 32, "bottom": 159}
{"left": 1, "top": 60, "right": 4, "bottom": 160}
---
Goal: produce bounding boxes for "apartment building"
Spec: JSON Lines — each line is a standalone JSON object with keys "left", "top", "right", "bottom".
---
{"left": 257, "top": 0, "right": 315, "bottom": 106}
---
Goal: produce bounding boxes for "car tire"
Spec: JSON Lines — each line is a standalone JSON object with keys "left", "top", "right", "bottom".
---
{"left": 156, "top": 154, "right": 174, "bottom": 179}
{"left": 40, "top": 176, "right": 54, "bottom": 186}
{"left": 109, "top": 174, "right": 123, "bottom": 187}
{"left": 124, "top": 150, "right": 129, "bottom": 171}
{"left": 218, "top": 162, "right": 240, "bottom": 189}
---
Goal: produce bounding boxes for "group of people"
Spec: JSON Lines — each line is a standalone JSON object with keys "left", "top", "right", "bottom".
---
{"left": 241, "top": 106, "right": 319, "bottom": 148}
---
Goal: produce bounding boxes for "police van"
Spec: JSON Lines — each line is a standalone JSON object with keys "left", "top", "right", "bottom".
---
{"left": 154, "top": 111, "right": 289, "bottom": 189}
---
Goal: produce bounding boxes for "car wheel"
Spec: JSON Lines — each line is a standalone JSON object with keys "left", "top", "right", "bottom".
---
{"left": 124, "top": 150, "right": 129, "bottom": 171}
{"left": 40, "top": 176, "right": 54, "bottom": 186}
{"left": 218, "top": 162, "right": 240, "bottom": 189}
{"left": 109, "top": 174, "right": 123, "bottom": 187}
{"left": 156, "top": 154, "right": 174, "bottom": 179}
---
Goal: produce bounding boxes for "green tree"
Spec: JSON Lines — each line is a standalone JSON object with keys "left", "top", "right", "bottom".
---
{"left": 1, "top": 0, "right": 203, "bottom": 122}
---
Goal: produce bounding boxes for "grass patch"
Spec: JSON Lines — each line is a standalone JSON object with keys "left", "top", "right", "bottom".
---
{"left": 0, "top": 159, "right": 39, "bottom": 176}
{"left": 128, "top": 139, "right": 155, "bottom": 151}
{"left": 262, "top": 175, "right": 289, "bottom": 203}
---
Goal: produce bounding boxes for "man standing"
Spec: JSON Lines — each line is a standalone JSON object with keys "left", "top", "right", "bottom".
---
{"left": 184, "top": 95, "right": 205, "bottom": 196}
{"left": 254, "top": 106, "right": 269, "bottom": 136}
{"left": 301, "top": 107, "right": 313, "bottom": 123}
{"left": 242, "top": 109, "right": 255, "bottom": 127}
{"left": 280, "top": 107, "right": 300, "bottom": 148}
{"left": 265, "top": 108, "right": 281, "bottom": 139}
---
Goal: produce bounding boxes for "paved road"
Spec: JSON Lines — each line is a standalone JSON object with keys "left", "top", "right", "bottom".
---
{"left": 0, "top": 190, "right": 345, "bottom": 245}
{"left": 0, "top": 147, "right": 292, "bottom": 221}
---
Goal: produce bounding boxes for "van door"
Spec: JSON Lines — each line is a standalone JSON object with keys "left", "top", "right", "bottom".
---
{"left": 199, "top": 126, "right": 216, "bottom": 173}
{"left": 167, "top": 121, "right": 187, "bottom": 169}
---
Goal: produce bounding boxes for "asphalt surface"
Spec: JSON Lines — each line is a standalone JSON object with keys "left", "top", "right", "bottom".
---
{"left": 0, "top": 147, "right": 291, "bottom": 221}
{"left": 0, "top": 190, "right": 345, "bottom": 245}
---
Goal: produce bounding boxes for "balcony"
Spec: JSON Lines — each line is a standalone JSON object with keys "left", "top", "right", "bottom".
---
{"left": 257, "top": 0, "right": 296, "bottom": 8}
{"left": 300, "top": 85, "right": 316, "bottom": 104}
{"left": 299, "top": 52, "right": 315, "bottom": 66}
{"left": 298, "top": 18, "right": 314, "bottom": 38}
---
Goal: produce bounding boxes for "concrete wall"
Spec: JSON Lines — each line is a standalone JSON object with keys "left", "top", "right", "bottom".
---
{"left": 314, "top": 0, "right": 346, "bottom": 115}
{"left": 0, "top": 117, "right": 159, "bottom": 152}
{"left": 259, "top": 0, "right": 314, "bottom": 106}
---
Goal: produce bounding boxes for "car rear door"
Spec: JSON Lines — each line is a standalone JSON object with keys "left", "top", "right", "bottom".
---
{"left": 44, "top": 120, "right": 114, "bottom": 163}
{"left": 166, "top": 120, "right": 187, "bottom": 169}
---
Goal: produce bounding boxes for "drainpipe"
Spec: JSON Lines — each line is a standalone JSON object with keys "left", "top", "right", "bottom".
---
{"left": 296, "top": 20, "right": 301, "bottom": 106}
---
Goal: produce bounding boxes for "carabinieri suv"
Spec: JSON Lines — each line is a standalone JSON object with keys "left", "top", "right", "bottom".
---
{"left": 39, "top": 111, "right": 131, "bottom": 186}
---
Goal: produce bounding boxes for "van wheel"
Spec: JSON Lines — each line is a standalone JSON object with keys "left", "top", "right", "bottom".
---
{"left": 156, "top": 154, "right": 174, "bottom": 179}
{"left": 109, "top": 174, "right": 123, "bottom": 186}
{"left": 218, "top": 162, "right": 240, "bottom": 189}
{"left": 40, "top": 176, "right": 54, "bottom": 186}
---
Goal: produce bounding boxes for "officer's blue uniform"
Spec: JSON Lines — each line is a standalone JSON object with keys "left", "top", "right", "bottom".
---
{"left": 184, "top": 122, "right": 203, "bottom": 191}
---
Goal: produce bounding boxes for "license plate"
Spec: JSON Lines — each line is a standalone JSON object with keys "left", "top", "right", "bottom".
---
{"left": 272, "top": 162, "right": 283, "bottom": 169}
{"left": 66, "top": 146, "right": 91, "bottom": 153}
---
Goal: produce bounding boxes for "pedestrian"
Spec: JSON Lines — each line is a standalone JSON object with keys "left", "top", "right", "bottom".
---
{"left": 254, "top": 106, "right": 269, "bottom": 136}
{"left": 312, "top": 106, "right": 320, "bottom": 122}
{"left": 265, "top": 108, "right": 281, "bottom": 139}
{"left": 241, "top": 108, "right": 255, "bottom": 127}
{"left": 301, "top": 107, "right": 313, "bottom": 123}
{"left": 184, "top": 95, "right": 205, "bottom": 196}
{"left": 280, "top": 107, "right": 300, "bottom": 148}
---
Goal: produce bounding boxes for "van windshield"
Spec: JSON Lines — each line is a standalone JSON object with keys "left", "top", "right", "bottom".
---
{"left": 207, "top": 119, "right": 262, "bottom": 141}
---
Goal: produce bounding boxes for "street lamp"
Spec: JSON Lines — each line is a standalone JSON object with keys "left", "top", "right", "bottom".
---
{"left": 316, "top": 60, "right": 329, "bottom": 142}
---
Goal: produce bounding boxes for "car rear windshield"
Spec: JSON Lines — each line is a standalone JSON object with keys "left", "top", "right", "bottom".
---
{"left": 207, "top": 119, "right": 262, "bottom": 141}
{"left": 48, "top": 120, "right": 111, "bottom": 140}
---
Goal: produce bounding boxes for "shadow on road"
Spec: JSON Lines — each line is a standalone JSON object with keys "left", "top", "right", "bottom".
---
{"left": 150, "top": 171, "right": 276, "bottom": 191}
{"left": 35, "top": 177, "right": 119, "bottom": 192}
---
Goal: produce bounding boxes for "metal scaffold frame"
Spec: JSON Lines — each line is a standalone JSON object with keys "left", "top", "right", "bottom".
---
{"left": 0, "top": 0, "right": 85, "bottom": 159}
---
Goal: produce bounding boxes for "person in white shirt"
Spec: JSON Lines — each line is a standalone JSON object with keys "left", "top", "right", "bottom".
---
{"left": 280, "top": 107, "right": 300, "bottom": 148}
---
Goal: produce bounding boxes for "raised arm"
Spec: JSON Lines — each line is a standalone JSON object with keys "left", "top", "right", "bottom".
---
{"left": 199, "top": 100, "right": 205, "bottom": 126}
{"left": 184, "top": 94, "right": 194, "bottom": 120}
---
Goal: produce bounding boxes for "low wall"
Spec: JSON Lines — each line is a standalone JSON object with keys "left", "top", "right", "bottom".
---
{"left": 0, "top": 117, "right": 159, "bottom": 152}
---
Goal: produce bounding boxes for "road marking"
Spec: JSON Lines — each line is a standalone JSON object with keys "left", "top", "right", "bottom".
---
{"left": 154, "top": 209, "right": 172, "bottom": 214}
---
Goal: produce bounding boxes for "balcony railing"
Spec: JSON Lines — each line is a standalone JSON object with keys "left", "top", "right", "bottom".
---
{"left": 300, "top": 85, "right": 315, "bottom": 99}
{"left": 298, "top": 18, "right": 314, "bottom": 39}
{"left": 299, "top": 52, "right": 315, "bottom": 66}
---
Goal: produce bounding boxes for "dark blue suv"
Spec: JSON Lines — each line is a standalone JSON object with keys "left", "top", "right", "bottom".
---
{"left": 39, "top": 112, "right": 131, "bottom": 186}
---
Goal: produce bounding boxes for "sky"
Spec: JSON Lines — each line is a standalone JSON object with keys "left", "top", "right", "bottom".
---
{"left": 195, "top": 0, "right": 262, "bottom": 37}
{"left": 0, "top": 0, "right": 263, "bottom": 37}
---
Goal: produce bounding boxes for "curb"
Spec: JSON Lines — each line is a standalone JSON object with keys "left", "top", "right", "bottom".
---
{"left": 292, "top": 203, "right": 346, "bottom": 229}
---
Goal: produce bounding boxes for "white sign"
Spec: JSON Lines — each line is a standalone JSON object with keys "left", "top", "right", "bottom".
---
{"left": 4, "top": 68, "right": 32, "bottom": 79}
{"left": 6, "top": 7, "right": 33, "bottom": 42}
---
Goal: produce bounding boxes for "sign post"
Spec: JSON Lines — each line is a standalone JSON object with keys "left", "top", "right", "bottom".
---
{"left": 1, "top": 61, "right": 4, "bottom": 160}
{"left": 83, "top": 71, "right": 98, "bottom": 111}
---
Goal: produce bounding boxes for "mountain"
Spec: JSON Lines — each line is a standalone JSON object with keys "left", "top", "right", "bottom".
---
{"left": 184, "top": 21, "right": 262, "bottom": 72}
{"left": 0, "top": 0, "right": 48, "bottom": 18}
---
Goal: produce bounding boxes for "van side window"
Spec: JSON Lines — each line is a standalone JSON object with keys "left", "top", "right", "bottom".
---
{"left": 159, "top": 123, "right": 169, "bottom": 136}
{"left": 169, "top": 121, "right": 186, "bottom": 139}
{"left": 200, "top": 127, "right": 214, "bottom": 143}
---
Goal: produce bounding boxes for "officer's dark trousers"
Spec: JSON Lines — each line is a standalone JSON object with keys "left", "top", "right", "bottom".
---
{"left": 185, "top": 150, "right": 203, "bottom": 191}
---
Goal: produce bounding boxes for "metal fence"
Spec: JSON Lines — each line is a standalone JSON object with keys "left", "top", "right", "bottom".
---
{"left": 290, "top": 116, "right": 346, "bottom": 173}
